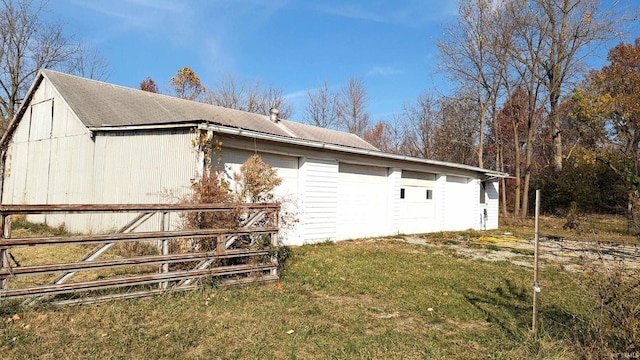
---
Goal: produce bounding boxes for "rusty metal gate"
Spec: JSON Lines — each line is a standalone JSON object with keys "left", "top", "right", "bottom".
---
{"left": 0, "top": 203, "right": 280, "bottom": 305}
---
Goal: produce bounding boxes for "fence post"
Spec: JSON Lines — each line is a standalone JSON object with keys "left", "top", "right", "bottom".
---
{"left": 532, "top": 189, "right": 541, "bottom": 339}
{"left": 216, "top": 234, "right": 225, "bottom": 255}
{"left": 0, "top": 214, "right": 9, "bottom": 289}
{"left": 270, "top": 207, "right": 279, "bottom": 276}
{"left": 161, "top": 211, "right": 169, "bottom": 290}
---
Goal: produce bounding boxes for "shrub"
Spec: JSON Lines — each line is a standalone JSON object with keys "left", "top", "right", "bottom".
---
{"left": 570, "top": 249, "right": 640, "bottom": 358}
{"left": 233, "top": 154, "right": 282, "bottom": 203}
{"left": 180, "top": 167, "right": 237, "bottom": 252}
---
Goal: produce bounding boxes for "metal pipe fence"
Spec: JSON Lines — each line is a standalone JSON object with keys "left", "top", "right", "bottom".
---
{"left": 0, "top": 203, "right": 280, "bottom": 305}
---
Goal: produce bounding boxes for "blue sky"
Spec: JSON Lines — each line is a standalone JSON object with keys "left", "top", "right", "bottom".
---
{"left": 47, "top": 0, "right": 637, "bottom": 124}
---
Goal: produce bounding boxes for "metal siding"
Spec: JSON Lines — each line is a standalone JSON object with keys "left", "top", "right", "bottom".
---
{"left": 2, "top": 77, "right": 96, "bottom": 228}
{"left": 45, "top": 135, "right": 95, "bottom": 230}
{"left": 25, "top": 139, "right": 51, "bottom": 204}
{"left": 298, "top": 158, "right": 338, "bottom": 245}
{"left": 88, "top": 130, "right": 198, "bottom": 232}
{"left": 160, "top": 131, "right": 199, "bottom": 202}
{"left": 11, "top": 111, "right": 31, "bottom": 143}
{"left": 28, "top": 101, "right": 53, "bottom": 141}
{"left": 2, "top": 102, "right": 36, "bottom": 204}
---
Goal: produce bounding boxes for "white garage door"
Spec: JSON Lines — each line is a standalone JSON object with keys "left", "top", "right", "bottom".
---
{"left": 337, "top": 163, "right": 389, "bottom": 240}
{"left": 444, "top": 176, "right": 472, "bottom": 231}
{"left": 399, "top": 171, "right": 436, "bottom": 234}
{"left": 220, "top": 149, "right": 300, "bottom": 242}
{"left": 220, "top": 149, "right": 298, "bottom": 202}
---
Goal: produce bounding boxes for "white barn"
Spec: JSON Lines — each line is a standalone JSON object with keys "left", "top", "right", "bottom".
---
{"left": 0, "top": 70, "right": 506, "bottom": 246}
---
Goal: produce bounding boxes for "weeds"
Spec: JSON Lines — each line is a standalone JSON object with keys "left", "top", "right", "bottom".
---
{"left": 112, "top": 241, "right": 159, "bottom": 257}
{"left": 12, "top": 215, "right": 69, "bottom": 237}
{"left": 570, "top": 254, "right": 640, "bottom": 358}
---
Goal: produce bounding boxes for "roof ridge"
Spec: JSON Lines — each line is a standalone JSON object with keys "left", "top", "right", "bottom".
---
{"left": 35, "top": 70, "right": 379, "bottom": 151}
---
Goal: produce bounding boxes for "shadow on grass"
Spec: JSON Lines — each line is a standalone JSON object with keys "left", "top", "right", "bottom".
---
{"left": 463, "top": 278, "right": 530, "bottom": 339}
{"left": 463, "top": 278, "right": 580, "bottom": 343}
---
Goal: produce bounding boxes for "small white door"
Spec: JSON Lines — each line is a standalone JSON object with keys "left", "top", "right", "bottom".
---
{"left": 399, "top": 171, "right": 436, "bottom": 234}
{"left": 444, "top": 176, "right": 473, "bottom": 231}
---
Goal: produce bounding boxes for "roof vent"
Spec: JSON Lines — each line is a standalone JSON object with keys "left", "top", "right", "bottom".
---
{"left": 269, "top": 107, "right": 280, "bottom": 122}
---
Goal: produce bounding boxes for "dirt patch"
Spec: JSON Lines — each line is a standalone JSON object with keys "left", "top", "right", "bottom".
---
{"left": 402, "top": 234, "right": 640, "bottom": 271}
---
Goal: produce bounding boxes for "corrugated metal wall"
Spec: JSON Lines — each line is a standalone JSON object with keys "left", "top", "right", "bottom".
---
{"left": 91, "top": 130, "right": 198, "bottom": 232}
{"left": 1, "top": 74, "right": 199, "bottom": 233}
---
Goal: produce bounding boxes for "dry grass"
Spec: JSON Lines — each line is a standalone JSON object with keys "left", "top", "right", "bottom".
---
{"left": 2, "top": 215, "right": 638, "bottom": 358}
{"left": 1, "top": 238, "right": 590, "bottom": 359}
{"left": 498, "top": 214, "right": 640, "bottom": 245}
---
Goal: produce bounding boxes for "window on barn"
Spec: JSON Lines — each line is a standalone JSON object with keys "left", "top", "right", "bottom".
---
{"left": 426, "top": 189, "right": 432, "bottom": 200}
{"left": 480, "top": 181, "right": 486, "bottom": 204}
{"left": 400, "top": 188, "right": 405, "bottom": 199}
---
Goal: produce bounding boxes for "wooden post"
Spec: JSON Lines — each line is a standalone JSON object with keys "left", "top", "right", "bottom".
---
{"left": 0, "top": 214, "right": 9, "bottom": 289}
{"left": 161, "top": 212, "right": 169, "bottom": 290}
{"left": 270, "top": 207, "right": 279, "bottom": 276}
{"left": 532, "top": 189, "right": 541, "bottom": 339}
{"left": 216, "top": 234, "right": 225, "bottom": 255}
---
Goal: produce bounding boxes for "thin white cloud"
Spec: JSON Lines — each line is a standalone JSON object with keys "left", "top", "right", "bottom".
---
{"left": 67, "top": 0, "right": 190, "bottom": 30}
{"left": 200, "top": 37, "right": 236, "bottom": 76}
{"left": 321, "top": 4, "right": 387, "bottom": 23}
{"left": 367, "top": 66, "right": 402, "bottom": 77}
{"left": 316, "top": 1, "right": 459, "bottom": 28}
{"left": 283, "top": 89, "right": 309, "bottom": 101}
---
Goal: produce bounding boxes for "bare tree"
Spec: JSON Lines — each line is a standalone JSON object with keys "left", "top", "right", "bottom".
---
{"left": 496, "top": 86, "right": 531, "bottom": 217}
{"left": 0, "top": 0, "right": 81, "bottom": 133}
{"left": 523, "top": 0, "right": 627, "bottom": 172}
{"left": 65, "top": 44, "right": 110, "bottom": 81}
{"left": 402, "top": 92, "right": 439, "bottom": 159}
{"left": 304, "top": 80, "right": 338, "bottom": 129}
{"left": 205, "top": 74, "right": 254, "bottom": 110}
{"left": 362, "top": 118, "right": 406, "bottom": 154}
{"left": 434, "top": 92, "right": 480, "bottom": 166}
{"left": 503, "top": 0, "right": 550, "bottom": 217}
{"left": 255, "top": 84, "right": 293, "bottom": 120}
{"left": 204, "top": 73, "right": 292, "bottom": 119}
{"left": 438, "top": 0, "right": 509, "bottom": 168}
{"left": 336, "top": 76, "right": 370, "bottom": 137}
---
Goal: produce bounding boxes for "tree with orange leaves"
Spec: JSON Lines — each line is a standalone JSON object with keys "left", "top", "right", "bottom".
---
{"left": 572, "top": 38, "right": 640, "bottom": 220}
{"left": 169, "top": 66, "right": 205, "bottom": 101}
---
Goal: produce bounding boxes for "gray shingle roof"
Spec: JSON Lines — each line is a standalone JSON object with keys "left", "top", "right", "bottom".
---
{"left": 41, "top": 69, "right": 378, "bottom": 151}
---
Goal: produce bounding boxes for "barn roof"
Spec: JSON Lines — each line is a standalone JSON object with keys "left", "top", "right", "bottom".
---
{"left": 38, "top": 69, "right": 377, "bottom": 151}
{"left": 1, "top": 69, "right": 508, "bottom": 178}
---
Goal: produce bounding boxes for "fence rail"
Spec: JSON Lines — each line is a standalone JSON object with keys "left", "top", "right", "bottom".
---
{"left": 0, "top": 203, "right": 281, "bottom": 305}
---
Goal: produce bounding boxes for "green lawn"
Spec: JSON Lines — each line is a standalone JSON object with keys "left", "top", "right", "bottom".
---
{"left": 2, "top": 235, "right": 607, "bottom": 359}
